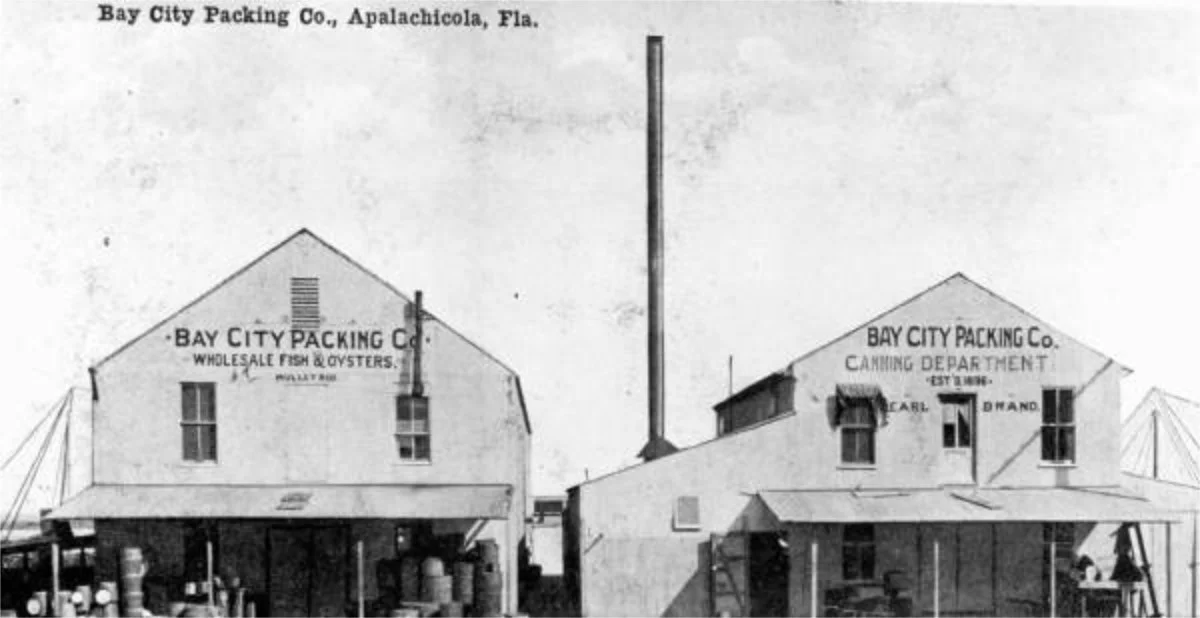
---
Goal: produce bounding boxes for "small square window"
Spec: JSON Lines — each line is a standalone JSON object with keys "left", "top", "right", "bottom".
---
{"left": 673, "top": 496, "right": 701, "bottom": 531}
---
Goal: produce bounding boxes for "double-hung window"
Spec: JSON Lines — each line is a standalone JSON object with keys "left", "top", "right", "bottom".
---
{"left": 840, "top": 402, "right": 877, "bottom": 465}
{"left": 1041, "top": 388, "right": 1075, "bottom": 463}
{"left": 395, "top": 395, "right": 431, "bottom": 462}
{"left": 181, "top": 382, "right": 217, "bottom": 462}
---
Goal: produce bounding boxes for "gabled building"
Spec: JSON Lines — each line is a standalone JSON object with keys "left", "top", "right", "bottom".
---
{"left": 46, "top": 229, "right": 531, "bottom": 616}
{"left": 566, "top": 273, "right": 1172, "bottom": 617}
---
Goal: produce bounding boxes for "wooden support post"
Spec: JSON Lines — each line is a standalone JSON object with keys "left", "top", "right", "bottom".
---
{"left": 991, "top": 523, "right": 999, "bottom": 614}
{"left": 51, "top": 541, "right": 61, "bottom": 617}
{"left": 357, "top": 540, "right": 365, "bottom": 618}
{"left": 206, "top": 539, "right": 215, "bottom": 608}
{"left": 810, "top": 539, "right": 818, "bottom": 618}
{"left": 1167, "top": 523, "right": 1173, "bottom": 618}
{"left": 1050, "top": 538, "right": 1057, "bottom": 618}
{"left": 933, "top": 538, "right": 940, "bottom": 618}
{"left": 1192, "top": 512, "right": 1198, "bottom": 618}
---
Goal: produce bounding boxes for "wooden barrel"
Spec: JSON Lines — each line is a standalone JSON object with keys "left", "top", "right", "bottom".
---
{"left": 421, "top": 575, "right": 452, "bottom": 604}
{"left": 471, "top": 572, "right": 502, "bottom": 617}
{"left": 120, "top": 546, "right": 146, "bottom": 615}
{"left": 439, "top": 601, "right": 464, "bottom": 618}
{"left": 399, "top": 556, "right": 422, "bottom": 602}
{"left": 420, "top": 557, "right": 444, "bottom": 577}
{"left": 476, "top": 541, "right": 499, "bottom": 569}
{"left": 451, "top": 562, "right": 474, "bottom": 605}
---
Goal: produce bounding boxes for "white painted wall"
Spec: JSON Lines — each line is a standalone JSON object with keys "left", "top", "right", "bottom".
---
{"left": 85, "top": 231, "right": 530, "bottom": 613}
{"left": 572, "top": 275, "right": 1128, "bottom": 616}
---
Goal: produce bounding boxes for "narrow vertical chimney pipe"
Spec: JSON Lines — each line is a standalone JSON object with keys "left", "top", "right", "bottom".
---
{"left": 639, "top": 35, "right": 678, "bottom": 462}
{"left": 413, "top": 290, "right": 424, "bottom": 397}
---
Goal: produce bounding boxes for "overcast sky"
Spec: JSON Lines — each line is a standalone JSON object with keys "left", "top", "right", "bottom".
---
{"left": 3, "top": 2, "right": 1199, "bottom": 500}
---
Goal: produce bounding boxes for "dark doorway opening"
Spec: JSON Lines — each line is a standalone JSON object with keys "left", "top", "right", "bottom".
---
{"left": 748, "top": 532, "right": 789, "bottom": 617}
{"left": 267, "top": 524, "right": 349, "bottom": 617}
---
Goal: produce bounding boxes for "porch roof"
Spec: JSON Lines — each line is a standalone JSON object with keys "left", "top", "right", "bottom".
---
{"left": 44, "top": 483, "right": 512, "bottom": 520}
{"left": 757, "top": 486, "right": 1176, "bottom": 524}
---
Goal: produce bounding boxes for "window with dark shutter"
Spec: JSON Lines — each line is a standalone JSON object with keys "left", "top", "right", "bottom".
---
{"left": 1041, "top": 388, "right": 1075, "bottom": 463}
{"left": 181, "top": 382, "right": 217, "bottom": 462}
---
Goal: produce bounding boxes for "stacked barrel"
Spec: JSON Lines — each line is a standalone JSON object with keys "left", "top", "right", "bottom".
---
{"left": 471, "top": 541, "right": 502, "bottom": 618}
{"left": 376, "top": 540, "right": 503, "bottom": 617}
{"left": 120, "top": 547, "right": 146, "bottom": 617}
{"left": 420, "top": 558, "right": 452, "bottom": 605}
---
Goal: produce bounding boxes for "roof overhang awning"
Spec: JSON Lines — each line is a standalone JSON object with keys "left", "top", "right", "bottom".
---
{"left": 835, "top": 383, "right": 886, "bottom": 411}
{"left": 44, "top": 484, "right": 512, "bottom": 521}
{"left": 757, "top": 487, "right": 1177, "bottom": 524}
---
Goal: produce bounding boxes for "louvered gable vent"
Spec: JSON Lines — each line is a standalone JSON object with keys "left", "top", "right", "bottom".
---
{"left": 291, "top": 277, "right": 320, "bottom": 330}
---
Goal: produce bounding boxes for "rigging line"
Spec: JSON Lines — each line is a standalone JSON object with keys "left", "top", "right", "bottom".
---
{"left": 1160, "top": 411, "right": 1200, "bottom": 485}
{"left": 57, "top": 393, "right": 75, "bottom": 506}
{"left": 0, "top": 390, "right": 67, "bottom": 472}
{"left": 1158, "top": 394, "right": 1200, "bottom": 452}
{"left": 1121, "top": 404, "right": 1150, "bottom": 430}
{"left": 1128, "top": 417, "right": 1156, "bottom": 477}
{"left": 1132, "top": 425, "right": 1155, "bottom": 477}
{"left": 1121, "top": 413, "right": 1154, "bottom": 458}
{"left": 1164, "top": 404, "right": 1200, "bottom": 453}
{"left": 1, "top": 394, "right": 69, "bottom": 541}
{"left": 1156, "top": 413, "right": 1200, "bottom": 486}
{"left": 1, "top": 402, "right": 63, "bottom": 541}
{"left": 52, "top": 398, "right": 68, "bottom": 508}
{"left": 1160, "top": 409, "right": 1200, "bottom": 481}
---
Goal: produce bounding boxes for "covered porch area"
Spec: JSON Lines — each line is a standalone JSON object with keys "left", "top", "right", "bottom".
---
{"left": 43, "top": 483, "right": 514, "bottom": 617}
{"left": 752, "top": 486, "right": 1175, "bottom": 617}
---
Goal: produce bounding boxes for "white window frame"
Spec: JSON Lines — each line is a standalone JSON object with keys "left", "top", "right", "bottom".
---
{"left": 180, "top": 382, "right": 217, "bottom": 462}
{"left": 1041, "top": 388, "right": 1075, "bottom": 464}
{"left": 839, "top": 401, "right": 877, "bottom": 465}
{"left": 395, "top": 395, "right": 431, "bottom": 463}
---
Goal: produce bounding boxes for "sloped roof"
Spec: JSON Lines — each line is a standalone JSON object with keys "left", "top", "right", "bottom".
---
{"left": 757, "top": 486, "right": 1174, "bottom": 523}
{"left": 90, "top": 228, "right": 530, "bottom": 433}
{"left": 1122, "top": 387, "right": 1200, "bottom": 487}
{"left": 715, "top": 272, "right": 1130, "bottom": 410}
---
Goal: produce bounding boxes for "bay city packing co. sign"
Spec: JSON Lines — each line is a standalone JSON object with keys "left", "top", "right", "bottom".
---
{"left": 844, "top": 324, "right": 1058, "bottom": 389}
{"left": 170, "top": 326, "right": 413, "bottom": 384}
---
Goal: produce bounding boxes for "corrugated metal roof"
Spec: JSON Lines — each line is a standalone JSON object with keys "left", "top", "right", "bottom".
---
{"left": 757, "top": 487, "right": 1175, "bottom": 523}
{"left": 45, "top": 484, "right": 512, "bottom": 520}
